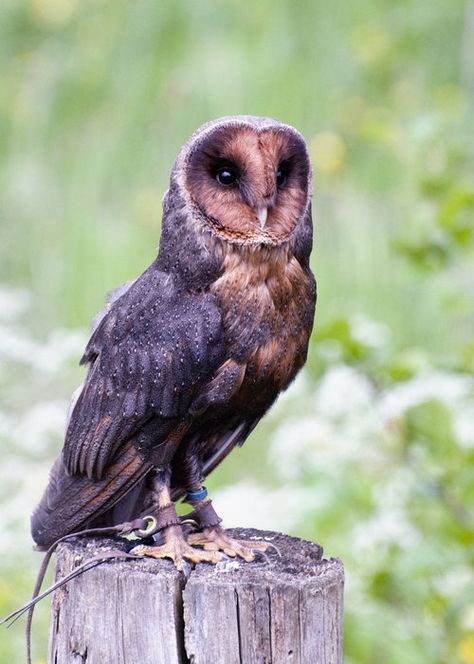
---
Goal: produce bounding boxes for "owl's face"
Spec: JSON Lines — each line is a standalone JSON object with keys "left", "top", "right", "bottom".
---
{"left": 179, "top": 119, "right": 311, "bottom": 245}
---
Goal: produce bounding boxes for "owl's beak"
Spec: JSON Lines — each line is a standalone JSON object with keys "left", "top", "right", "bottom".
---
{"left": 257, "top": 207, "right": 268, "bottom": 229}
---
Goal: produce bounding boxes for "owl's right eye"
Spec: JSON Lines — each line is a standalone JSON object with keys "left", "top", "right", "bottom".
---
{"left": 215, "top": 166, "right": 238, "bottom": 186}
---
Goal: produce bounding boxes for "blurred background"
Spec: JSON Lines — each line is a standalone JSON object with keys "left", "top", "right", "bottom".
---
{"left": 1, "top": 0, "right": 473, "bottom": 662}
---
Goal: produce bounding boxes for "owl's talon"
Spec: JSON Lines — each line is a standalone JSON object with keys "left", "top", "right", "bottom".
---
{"left": 263, "top": 542, "right": 282, "bottom": 557}
{"left": 237, "top": 539, "right": 269, "bottom": 552}
{"left": 252, "top": 549, "right": 271, "bottom": 565}
{"left": 131, "top": 525, "right": 222, "bottom": 570}
{"left": 188, "top": 525, "right": 269, "bottom": 562}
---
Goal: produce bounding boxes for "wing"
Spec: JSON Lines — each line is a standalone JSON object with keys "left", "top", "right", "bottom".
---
{"left": 63, "top": 263, "right": 225, "bottom": 479}
{"left": 31, "top": 440, "right": 154, "bottom": 549}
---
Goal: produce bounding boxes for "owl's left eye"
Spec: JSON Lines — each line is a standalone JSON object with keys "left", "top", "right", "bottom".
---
{"left": 215, "top": 166, "right": 238, "bottom": 186}
{"left": 276, "top": 160, "right": 291, "bottom": 188}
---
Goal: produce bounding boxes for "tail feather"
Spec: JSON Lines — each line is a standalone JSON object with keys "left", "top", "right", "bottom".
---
{"left": 31, "top": 440, "right": 153, "bottom": 550}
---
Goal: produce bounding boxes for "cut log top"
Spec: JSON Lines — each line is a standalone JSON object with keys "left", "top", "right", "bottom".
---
{"left": 48, "top": 528, "right": 344, "bottom": 664}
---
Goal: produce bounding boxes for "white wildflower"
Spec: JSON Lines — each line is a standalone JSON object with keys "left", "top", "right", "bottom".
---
{"left": 314, "top": 364, "right": 376, "bottom": 418}
{"left": 33, "top": 328, "right": 86, "bottom": 374}
{"left": 379, "top": 370, "right": 474, "bottom": 420}
{"left": 0, "top": 287, "right": 30, "bottom": 321}
{"left": 270, "top": 366, "right": 385, "bottom": 479}
{"left": 0, "top": 324, "right": 40, "bottom": 364}
{"left": 351, "top": 314, "right": 391, "bottom": 349}
{"left": 12, "top": 401, "right": 67, "bottom": 455}
{"left": 352, "top": 507, "right": 420, "bottom": 557}
{"left": 213, "top": 481, "right": 313, "bottom": 531}
{"left": 461, "top": 604, "right": 474, "bottom": 631}
{"left": 433, "top": 566, "right": 474, "bottom": 601}
{"left": 452, "top": 405, "right": 474, "bottom": 449}
{"left": 372, "top": 468, "right": 417, "bottom": 512}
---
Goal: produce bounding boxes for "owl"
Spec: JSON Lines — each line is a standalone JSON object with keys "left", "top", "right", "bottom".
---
{"left": 31, "top": 116, "right": 316, "bottom": 568}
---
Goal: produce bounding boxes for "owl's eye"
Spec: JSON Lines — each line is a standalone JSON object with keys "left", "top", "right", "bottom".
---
{"left": 215, "top": 166, "right": 238, "bottom": 186}
{"left": 276, "top": 161, "right": 290, "bottom": 188}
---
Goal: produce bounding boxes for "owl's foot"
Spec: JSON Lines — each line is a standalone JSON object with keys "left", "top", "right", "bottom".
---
{"left": 183, "top": 490, "right": 268, "bottom": 562}
{"left": 188, "top": 525, "right": 269, "bottom": 562}
{"left": 131, "top": 525, "right": 222, "bottom": 571}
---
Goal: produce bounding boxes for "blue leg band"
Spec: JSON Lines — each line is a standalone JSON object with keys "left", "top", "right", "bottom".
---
{"left": 186, "top": 486, "right": 208, "bottom": 502}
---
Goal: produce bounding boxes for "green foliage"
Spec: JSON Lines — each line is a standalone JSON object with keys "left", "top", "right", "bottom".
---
{"left": 0, "top": 1, "right": 473, "bottom": 663}
{"left": 395, "top": 147, "right": 474, "bottom": 272}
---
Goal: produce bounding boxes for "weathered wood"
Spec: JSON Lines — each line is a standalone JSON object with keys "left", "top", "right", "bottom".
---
{"left": 48, "top": 528, "right": 344, "bottom": 664}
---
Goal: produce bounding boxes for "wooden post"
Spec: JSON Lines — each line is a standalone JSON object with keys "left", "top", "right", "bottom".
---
{"left": 48, "top": 528, "right": 344, "bottom": 664}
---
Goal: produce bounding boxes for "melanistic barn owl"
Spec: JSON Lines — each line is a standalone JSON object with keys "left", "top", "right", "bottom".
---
{"left": 31, "top": 116, "right": 316, "bottom": 568}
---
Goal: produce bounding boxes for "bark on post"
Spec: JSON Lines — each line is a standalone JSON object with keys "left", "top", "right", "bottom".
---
{"left": 48, "top": 528, "right": 344, "bottom": 664}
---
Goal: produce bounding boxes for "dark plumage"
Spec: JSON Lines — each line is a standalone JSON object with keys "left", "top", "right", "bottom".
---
{"left": 31, "top": 116, "right": 316, "bottom": 564}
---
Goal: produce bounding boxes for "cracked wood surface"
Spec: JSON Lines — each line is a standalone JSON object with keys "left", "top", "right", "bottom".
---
{"left": 48, "top": 529, "right": 344, "bottom": 664}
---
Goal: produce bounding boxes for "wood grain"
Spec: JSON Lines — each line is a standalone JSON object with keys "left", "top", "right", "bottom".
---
{"left": 48, "top": 529, "right": 344, "bottom": 664}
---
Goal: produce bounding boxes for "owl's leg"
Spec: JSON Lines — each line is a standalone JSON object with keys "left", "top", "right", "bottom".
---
{"left": 176, "top": 450, "right": 268, "bottom": 561}
{"left": 130, "top": 469, "right": 222, "bottom": 570}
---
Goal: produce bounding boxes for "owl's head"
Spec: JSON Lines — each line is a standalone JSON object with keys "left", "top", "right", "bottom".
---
{"left": 173, "top": 116, "right": 312, "bottom": 245}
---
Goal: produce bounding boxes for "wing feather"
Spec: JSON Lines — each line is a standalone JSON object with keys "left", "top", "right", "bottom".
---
{"left": 31, "top": 440, "right": 153, "bottom": 549}
{"left": 63, "top": 265, "right": 224, "bottom": 479}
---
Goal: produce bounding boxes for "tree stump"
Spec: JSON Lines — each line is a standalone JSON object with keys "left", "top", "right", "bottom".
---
{"left": 48, "top": 528, "right": 344, "bottom": 664}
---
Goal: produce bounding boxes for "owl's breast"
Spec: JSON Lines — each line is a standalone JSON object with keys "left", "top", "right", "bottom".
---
{"left": 210, "top": 244, "right": 316, "bottom": 410}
